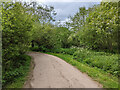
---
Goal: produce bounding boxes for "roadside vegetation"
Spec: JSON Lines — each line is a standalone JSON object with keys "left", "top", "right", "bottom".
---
{"left": 45, "top": 50, "right": 118, "bottom": 88}
{"left": 31, "top": 46, "right": 119, "bottom": 88}
{"left": 2, "top": 1, "right": 119, "bottom": 88}
{"left": 3, "top": 55, "right": 31, "bottom": 88}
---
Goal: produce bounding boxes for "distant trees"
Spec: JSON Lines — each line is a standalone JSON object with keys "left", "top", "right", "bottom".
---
{"left": 55, "top": 27, "right": 71, "bottom": 48}
{"left": 66, "top": 7, "right": 87, "bottom": 31}
{"left": 31, "top": 23, "right": 60, "bottom": 50}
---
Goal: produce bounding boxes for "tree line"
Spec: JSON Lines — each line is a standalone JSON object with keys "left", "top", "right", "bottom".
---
{"left": 66, "top": 2, "right": 119, "bottom": 53}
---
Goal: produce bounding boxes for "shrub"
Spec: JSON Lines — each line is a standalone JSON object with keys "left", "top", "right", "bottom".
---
{"left": 2, "top": 55, "right": 31, "bottom": 87}
{"left": 73, "top": 48, "right": 91, "bottom": 61}
{"left": 73, "top": 48, "right": 118, "bottom": 76}
{"left": 53, "top": 47, "right": 77, "bottom": 55}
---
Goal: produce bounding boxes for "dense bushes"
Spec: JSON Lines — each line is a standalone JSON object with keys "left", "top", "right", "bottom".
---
{"left": 81, "top": 2, "right": 118, "bottom": 52}
{"left": 73, "top": 48, "right": 118, "bottom": 76}
{"left": 52, "top": 47, "right": 77, "bottom": 55}
{"left": 2, "top": 2, "right": 33, "bottom": 86}
{"left": 31, "top": 23, "right": 61, "bottom": 50}
{"left": 31, "top": 24, "right": 71, "bottom": 51}
{"left": 55, "top": 27, "right": 71, "bottom": 48}
{"left": 2, "top": 54, "right": 31, "bottom": 86}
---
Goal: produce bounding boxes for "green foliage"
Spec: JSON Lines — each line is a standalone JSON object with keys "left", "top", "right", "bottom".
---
{"left": 47, "top": 46, "right": 119, "bottom": 76}
{"left": 31, "top": 23, "right": 61, "bottom": 50}
{"left": 73, "top": 48, "right": 118, "bottom": 76}
{"left": 67, "top": 7, "right": 87, "bottom": 31}
{"left": 4, "top": 55, "right": 31, "bottom": 88}
{"left": 52, "top": 47, "right": 77, "bottom": 55}
{"left": 73, "top": 48, "right": 89, "bottom": 61}
{"left": 55, "top": 27, "right": 71, "bottom": 48}
{"left": 2, "top": 2, "right": 33, "bottom": 86}
{"left": 30, "top": 24, "right": 71, "bottom": 52}
{"left": 48, "top": 46, "right": 119, "bottom": 76}
{"left": 30, "top": 46, "right": 40, "bottom": 52}
{"left": 67, "top": 32, "right": 81, "bottom": 47}
{"left": 2, "top": 54, "right": 31, "bottom": 87}
{"left": 67, "top": 2, "right": 119, "bottom": 53}
{"left": 81, "top": 2, "right": 118, "bottom": 52}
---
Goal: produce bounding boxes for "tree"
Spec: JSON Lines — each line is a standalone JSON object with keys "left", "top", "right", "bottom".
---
{"left": 23, "top": 2, "right": 56, "bottom": 24}
{"left": 68, "top": 7, "right": 87, "bottom": 31}
{"left": 2, "top": 1, "right": 33, "bottom": 85}
{"left": 79, "top": 2, "right": 118, "bottom": 52}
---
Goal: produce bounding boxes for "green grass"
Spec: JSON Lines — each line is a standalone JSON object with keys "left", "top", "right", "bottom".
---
{"left": 73, "top": 48, "right": 119, "bottom": 76}
{"left": 46, "top": 52, "right": 119, "bottom": 88}
{"left": 4, "top": 55, "right": 31, "bottom": 88}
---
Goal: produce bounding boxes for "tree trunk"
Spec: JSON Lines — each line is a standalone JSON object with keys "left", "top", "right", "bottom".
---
{"left": 31, "top": 40, "right": 34, "bottom": 48}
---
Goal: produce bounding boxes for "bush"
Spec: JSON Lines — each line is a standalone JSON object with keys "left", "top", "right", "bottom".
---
{"left": 73, "top": 48, "right": 91, "bottom": 61}
{"left": 2, "top": 2, "right": 32, "bottom": 86}
{"left": 30, "top": 46, "right": 39, "bottom": 52}
{"left": 52, "top": 47, "right": 77, "bottom": 55}
{"left": 2, "top": 54, "right": 31, "bottom": 87}
{"left": 73, "top": 48, "right": 118, "bottom": 76}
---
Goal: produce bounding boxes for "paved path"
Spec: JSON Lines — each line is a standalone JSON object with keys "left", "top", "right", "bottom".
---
{"left": 24, "top": 52, "right": 102, "bottom": 88}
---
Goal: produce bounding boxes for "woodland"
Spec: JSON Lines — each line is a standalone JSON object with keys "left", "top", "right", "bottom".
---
{"left": 1, "top": 1, "right": 119, "bottom": 88}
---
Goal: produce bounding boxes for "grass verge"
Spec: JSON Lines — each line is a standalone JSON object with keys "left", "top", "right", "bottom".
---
{"left": 4, "top": 54, "right": 31, "bottom": 88}
{"left": 46, "top": 52, "right": 118, "bottom": 88}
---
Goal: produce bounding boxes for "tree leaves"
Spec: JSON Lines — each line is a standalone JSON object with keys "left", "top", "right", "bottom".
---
{"left": 2, "top": 2, "right": 33, "bottom": 85}
{"left": 66, "top": 2, "right": 118, "bottom": 52}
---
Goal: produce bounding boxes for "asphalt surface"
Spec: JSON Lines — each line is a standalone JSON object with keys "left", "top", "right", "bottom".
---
{"left": 24, "top": 52, "right": 102, "bottom": 88}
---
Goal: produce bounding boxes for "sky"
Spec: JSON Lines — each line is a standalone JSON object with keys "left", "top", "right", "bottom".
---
{"left": 45, "top": 2, "right": 100, "bottom": 23}
{"left": 21, "top": 0, "right": 101, "bottom": 24}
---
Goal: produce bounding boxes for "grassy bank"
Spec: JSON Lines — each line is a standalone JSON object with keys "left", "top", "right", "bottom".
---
{"left": 46, "top": 52, "right": 118, "bottom": 88}
{"left": 4, "top": 54, "right": 31, "bottom": 88}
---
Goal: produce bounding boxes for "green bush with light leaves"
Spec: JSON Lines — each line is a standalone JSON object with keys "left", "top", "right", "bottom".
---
{"left": 2, "top": 2, "right": 33, "bottom": 85}
{"left": 79, "top": 2, "right": 119, "bottom": 52}
{"left": 73, "top": 48, "right": 118, "bottom": 76}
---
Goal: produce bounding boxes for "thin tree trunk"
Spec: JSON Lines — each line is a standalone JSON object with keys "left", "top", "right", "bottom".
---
{"left": 31, "top": 40, "right": 34, "bottom": 48}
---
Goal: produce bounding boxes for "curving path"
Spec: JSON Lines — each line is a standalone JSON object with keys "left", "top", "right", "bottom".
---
{"left": 24, "top": 52, "right": 102, "bottom": 88}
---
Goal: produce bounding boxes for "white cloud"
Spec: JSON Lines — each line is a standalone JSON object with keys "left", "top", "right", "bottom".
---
{"left": 55, "top": 9, "right": 63, "bottom": 14}
{"left": 59, "top": 18, "right": 71, "bottom": 25}
{"left": 64, "top": 18, "right": 71, "bottom": 22}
